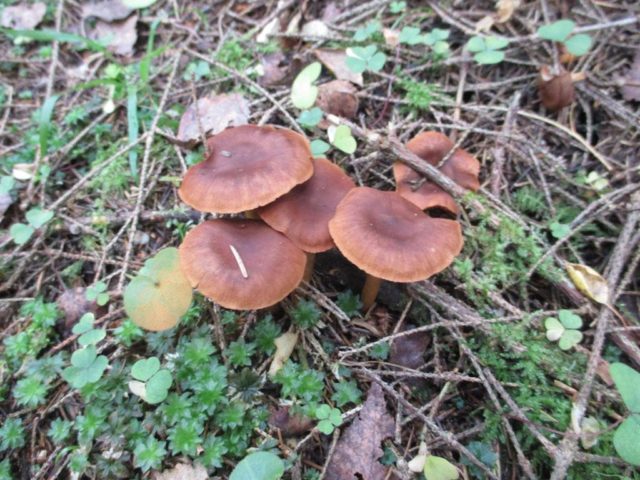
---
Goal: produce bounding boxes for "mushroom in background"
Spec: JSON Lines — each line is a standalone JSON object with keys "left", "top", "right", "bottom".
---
{"left": 538, "top": 64, "right": 576, "bottom": 111}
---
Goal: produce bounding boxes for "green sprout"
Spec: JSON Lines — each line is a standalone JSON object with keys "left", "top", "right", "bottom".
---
{"left": 465, "top": 35, "right": 509, "bottom": 64}
{"left": 537, "top": 20, "right": 592, "bottom": 56}
{"left": 545, "top": 310, "right": 583, "bottom": 350}
{"left": 345, "top": 45, "right": 386, "bottom": 73}
{"left": 62, "top": 345, "right": 109, "bottom": 389}
{"left": 315, "top": 404, "right": 343, "bottom": 434}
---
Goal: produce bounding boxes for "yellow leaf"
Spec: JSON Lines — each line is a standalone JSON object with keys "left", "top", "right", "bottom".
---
{"left": 566, "top": 263, "right": 609, "bottom": 304}
{"left": 269, "top": 331, "right": 299, "bottom": 376}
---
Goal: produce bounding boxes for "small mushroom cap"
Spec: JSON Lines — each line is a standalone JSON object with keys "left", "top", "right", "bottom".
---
{"left": 406, "top": 131, "right": 480, "bottom": 191}
{"left": 258, "top": 158, "right": 355, "bottom": 252}
{"left": 328, "top": 187, "right": 463, "bottom": 282}
{"left": 538, "top": 65, "right": 575, "bottom": 112}
{"left": 393, "top": 161, "right": 459, "bottom": 214}
{"left": 179, "top": 125, "right": 314, "bottom": 213}
{"left": 179, "top": 219, "right": 306, "bottom": 310}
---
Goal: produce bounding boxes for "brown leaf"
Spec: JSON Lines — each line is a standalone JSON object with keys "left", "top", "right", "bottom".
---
{"left": 316, "top": 80, "right": 359, "bottom": 119}
{"left": 269, "top": 406, "right": 314, "bottom": 436}
{"left": 1, "top": 2, "right": 46, "bottom": 30}
{"left": 259, "top": 52, "right": 297, "bottom": 87}
{"left": 82, "top": 0, "right": 133, "bottom": 22}
{"left": 621, "top": 49, "right": 640, "bottom": 101}
{"left": 152, "top": 463, "right": 208, "bottom": 480}
{"left": 538, "top": 65, "right": 574, "bottom": 111}
{"left": 390, "top": 327, "right": 429, "bottom": 370}
{"left": 177, "top": 93, "right": 250, "bottom": 145}
{"left": 315, "top": 49, "right": 363, "bottom": 86}
{"left": 87, "top": 14, "right": 138, "bottom": 56}
{"left": 325, "top": 383, "right": 395, "bottom": 480}
{"left": 57, "top": 287, "right": 96, "bottom": 329}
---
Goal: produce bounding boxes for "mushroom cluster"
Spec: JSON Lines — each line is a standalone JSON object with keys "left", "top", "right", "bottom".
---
{"left": 177, "top": 126, "right": 479, "bottom": 312}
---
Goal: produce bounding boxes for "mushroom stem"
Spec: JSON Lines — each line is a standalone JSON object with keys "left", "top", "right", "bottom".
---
{"left": 303, "top": 253, "right": 316, "bottom": 282}
{"left": 361, "top": 274, "right": 382, "bottom": 311}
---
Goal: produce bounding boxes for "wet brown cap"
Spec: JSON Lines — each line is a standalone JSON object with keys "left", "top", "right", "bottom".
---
{"left": 179, "top": 219, "right": 306, "bottom": 310}
{"left": 404, "top": 131, "right": 480, "bottom": 191}
{"left": 393, "top": 161, "right": 459, "bottom": 214}
{"left": 178, "top": 125, "right": 314, "bottom": 213}
{"left": 538, "top": 65, "right": 575, "bottom": 112}
{"left": 328, "top": 187, "right": 463, "bottom": 282}
{"left": 257, "top": 158, "right": 355, "bottom": 252}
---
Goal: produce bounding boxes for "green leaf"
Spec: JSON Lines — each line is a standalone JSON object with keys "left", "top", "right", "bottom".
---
{"left": 613, "top": 415, "right": 640, "bottom": 466}
{"left": 558, "top": 310, "right": 582, "bottom": 329}
{"left": 465, "top": 36, "right": 486, "bottom": 53}
{"left": 84, "top": 355, "right": 108, "bottom": 383}
{"left": 78, "top": 328, "right": 106, "bottom": 346}
{"left": 0, "top": 176, "right": 15, "bottom": 195}
{"left": 71, "top": 346, "right": 98, "bottom": 368}
{"left": 121, "top": 0, "right": 157, "bottom": 8}
{"left": 353, "top": 21, "right": 381, "bottom": 42}
{"left": 610, "top": 363, "right": 640, "bottom": 412}
{"left": 368, "top": 51, "right": 387, "bottom": 72}
{"left": 131, "top": 357, "right": 161, "bottom": 381}
{"left": 316, "top": 404, "right": 331, "bottom": 420}
{"left": 485, "top": 36, "right": 509, "bottom": 50}
{"left": 564, "top": 34, "right": 592, "bottom": 56}
{"left": 474, "top": 50, "right": 505, "bottom": 65}
{"left": 424, "top": 455, "right": 459, "bottom": 480}
{"left": 25, "top": 207, "right": 53, "bottom": 228}
{"left": 10, "top": 223, "right": 35, "bottom": 245}
{"left": 345, "top": 55, "right": 367, "bottom": 73}
{"left": 229, "top": 451, "right": 285, "bottom": 480}
{"left": 123, "top": 247, "right": 192, "bottom": 331}
{"left": 145, "top": 369, "right": 173, "bottom": 404}
{"left": 537, "top": 19, "right": 575, "bottom": 42}
{"left": 317, "top": 419, "right": 334, "bottom": 435}
{"left": 558, "top": 329, "right": 583, "bottom": 350}
{"left": 72, "top": 313, "right": 95, "bottom": 335}
{"left": 545, "top": 317, "right": 564, "bottom": 341}
{"left": 38, "top": 95, "right": 59, "bottom": 157}
{"left": 399, "top": 27, "right": 424, "bottom": 45}
{"left": 291, "top": 62, "right": 321, "bottom": 109}
{"left": 328, "top": 409, "right": 343, "bottom": 426}
{"left": 550, "top": 221, "right": 571, "bottom": 239}
{"left": 328, "top": 125, "right": 357, "bottom": 154}
{"left": 298, "top": 107, "right": 323, "bottom": 128}
{"left": 310, "top": 139, "right": 330, "bottom": 156}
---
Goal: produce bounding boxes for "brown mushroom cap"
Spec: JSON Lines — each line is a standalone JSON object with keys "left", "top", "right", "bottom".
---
{"left": 404, "top": 131, "right": 480, "bottom": 191}
{"left": 328, "top": 187, "right": 463, "bottom": 282}
{"left": 178, "top": 125, "right": 314, "bottom": 213}
{"left": 393, "top": 161, "right": 459, "bottom": 214}
{"left": 538, "top": 65, "right": 574, "bottom": 112}
{"left": 257, "top": 158, "right": 355, "bottom": 253}
{"left": 179, "top": 219, "right": 306, "bottom": 310}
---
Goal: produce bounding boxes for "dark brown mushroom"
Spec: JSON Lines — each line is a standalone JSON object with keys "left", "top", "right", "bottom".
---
{"left": 393, "top": 161, "right": 459, "bottom": 215}
{"left": 178, "top": 125, "right": 314, "bottom": 214}
{"left": 538, "top": 65, "right": 575, "bottom": 112}
{"left": 179, "top": 219, "right": 307, "bottom": 310}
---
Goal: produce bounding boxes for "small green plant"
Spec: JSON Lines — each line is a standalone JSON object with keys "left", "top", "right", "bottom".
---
{"left": 389, "top": 1, "right": 406, "bottom": 13}
{"left": 230, "top": 451, "right": 284, "bottom": 480}
{"left": 336, "top": 290, "right": 362, "bottom": 317}
{"left": 549, "top": 221, "right": 571, "bottom": 239}
{"left": 369, "top": 341, "right": 390, "bottom": 360}
{"left": 133, "top": 437, "right": 167, "bottom": 472}
{"left": 353, "top": 20, "right": 381, "bottom": 42}
{"left": 315, "top": 404, "right": 343, "bottom": 434}
{"left": 0, "top": 418, "right": 25, "bottom": 451}
{"left": 327, "top": 124, "right": 357, "bottom": 154}
{"left": 250, "top": 316, "right": 281, "bottom": 354}
{"left": 274, "top": 361, "right": 325, "bottom": 403}
{"left": 13, "top": 376, "right": 48, "bottom": 408}
{"left": 465, "top": 36, "right": 509, "bottom": 64}
{"left": 545, "top": 310, "right": 583, "bottom": 350}
{"left": 72, "top": 313, "right": 106, "bottom": 346}
{"left": 48, "top": 419, "right": 72, "bottom": 443}
{"left": 291, "top": 299, "right": 322, "bottom": 329}
{"left": 310, "top": 139, "right": 330, "bottom": 156}
{"left": 346, "top": 45, "right": 386, "bottom": 73}
{"left": 399, "top": 27, "right": 450, "bottom": 57}
{"left": 183, "top": 60, "right": 211, "bottom": 81}
{"left": 129, "top": 356, "right": 173, "bottom": 404}
{"left": 291, "top": 62, "right": 321, "bottom": 109}
{"left": 298, "top": 107, "right": 323, "bottom": 129}
{"left": 62, "top": 344, "right": 109, "bottom": 388}
{"left": 86, "top": 281, "right": 109, "bottom": 306}
{"left": 224, "top": 340, "right": 256, "bottom": 367}
{"left": 9, "top": 206, "right": 54, "bottom": 245}
{"left": 332, "top": 380, "right": 362, "bottom": 407}
{"left": 537, "top": 20, "right": 592, "bottom": 56}
{"left": 610, "top": 363, "right": 640, "bottom": 465}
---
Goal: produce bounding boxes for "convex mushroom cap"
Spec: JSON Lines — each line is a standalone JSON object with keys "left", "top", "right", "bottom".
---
{"left": 179, "top": 125, "right": 314, "bottom": 213}
{"left": 179, "top": 219, "right": 306, "bottom": 310}
{"left": 393, "top": 162, "right": 460, "bottom": 214}
{"left": 258, "top": 158, "right": 355, "bottom": 253}
{"left": 328, "top": 187, "right": 463, "bottom": 282}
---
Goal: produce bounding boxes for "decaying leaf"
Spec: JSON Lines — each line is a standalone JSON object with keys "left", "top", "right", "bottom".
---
{"left": 1, "top": 2, "right": 46, "bottom": 30}
{"left": 538, "top": 65, "right": 575, "bottom": 111}
{"left": 580, "top": 417, "right": 602, "bottom": 449}
{"left": 408, "top": 441, "right": 428, "bottom": 472}
{"left": 269, "top": 331, "right": 298, "bottom": 376}
{"left": 12, "top": 163, "right": 35, "bottom": 181}
{"left": 81, "top": 0, "right": 133, "bottom": 22}
{"left": 152, "top": 462, "right": 208, "bottom": 480}
{"left": 316, "top": 80, "right": 359, "bottom": 119}
{"left": 566, "top": 262, "right": 609, "bottom": 304}
{"left": 87, "top": 14, "right": 138, "bottom": 56}
{"left": 259, "top": 52, "right": 297, "bottom": 87}
{"left": 177, "top": 93, "right": 250, "bottom": 145}
{"left": 315, "top": 49, "right": 363, "bottom": 86}
{"left": 390, "top": 327, "right": 429, "bottom": 370}
{"left": 269, "top": 405, "right": 314, "bottom": 436}
{"left": 496, "top": 0, "right": 520, "bottom": 23}
{"left": 57, "top": 287, "right": 96, "bottom": 329}
{"left": 325, "top": 383, "right": 395, "bottom": 480}
{"left": 621, "top": 49, "right": 640, "bottom": 101}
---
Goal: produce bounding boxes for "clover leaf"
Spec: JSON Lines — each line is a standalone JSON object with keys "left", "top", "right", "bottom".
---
{"left": 465, "top": 36, "right": 509, "bottom": 65}
{"left": 537, "top": 20, "right": 592, "bottom": 57}
{"left": 62, "top": 345, "right": 108, "bottom": 388}
{"left": 129, "top": 357, "right": 172, "bottom": 404}
{"left": 86, "top": 281, "right": 109, "bottom": 306}
{"left": 72, "top": 313, "right": 106, "bottom": 346}
{"left": 9, "top": 223, "right": 35, "bottom": 245}
{"left": 316, "top": 404, "right": 342, "bottom": 435}
{"left": 298, "top": 107, "right": 323, "bottom": 128}
{"left": 10, "top": 206, "right": 54, "bottom": 244}
{"left": 328, "top": 125, "right": 357, "bottom": 154}
{"left": 424, "top": 455, "right": 459, "bottom": 480}
{"left": 545, "top": 310, "right": 583, "bottom": 350}
{"left": 353, "top": 20, "right": 381, "bottom": 42}
{"left": 291, "top": 62, "right": 322, "bottom": 110}
{"left": 310, "top": 139, "right": 331, "bottom": 157}
{"left": 345, "top": 45, "right": 386, "bottom": 73}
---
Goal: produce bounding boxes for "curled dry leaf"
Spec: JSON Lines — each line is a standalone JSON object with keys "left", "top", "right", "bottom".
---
{"left": 152, "top": 462, "right": 208, "bottom": 480}
{"left": 325, "top": 383, "right": 395, "bottom": 480}
{"left": 1, "top": 2, "right": 46, "bottom": 30}
{"left": 81, "top": 0, "right": 133, "bottom": 22}
{"left": 621, "top": 50, "right": 640, "bottom": 101}
{"left": 315, "top": 49, "right": 364, "bottom": 86}
{"left": 177, "top": 93, "right": 250, "bottom": 145}
{"left": 269, "top": 405, "right": 314, "bottom": 436}
{"left": 87, "top": 14, "right": 138, "bottom": 56}
{"left": 269, "top": 331, "right": 298, "bottom": 376}
{"left": 538, "top": 65, "right": 575, "bottom": 111}
{"left": 316, "top": 80, "right": 359, "bottom": 119}
{"left": 566, "top": 262, "right": 609, "bottom": 304}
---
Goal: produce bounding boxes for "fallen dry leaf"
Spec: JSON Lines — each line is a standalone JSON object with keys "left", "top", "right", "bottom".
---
{"left": 57, "top": 287, "right": 96, "bottom": 330}
{"left": 316, "top": 80, "right": 359, "bottom": 119}
{"left": 1, "top": 2, "right": 46, "bottom": 30}
{"left": 152, "top": 463, "right": 208, "bottom": 480}
{"left": 566, "top": 262, "right": 609, "bottom": 305}
{"left": 390, "top": 327, "right": 429, "bottom": 370}
{"left": 269, "top": 405, "right": 314, "bottom": 436}
{"left": 325, "top": 382, "right": 395, "bottom": 480}
{"left": 87, "top": 14, "right": 138, "bottom": 56}
{"left": 621, "top": 50, "right": 640, "bottom": 101}
{"left": 269, "top": 331, "right": 298, "bottom": 376}
{"left": 12, "top": 163, "right": 36, "bottom": 181}
{"left": 321, "top": 2, "right": 341, "bottom": 22}
{"left": 315, "top": 49, "right": 363, "bottom": 86}
{"left": 383, "top": 28, "right": 400, "bottom": 48}
{"left": 258, "top": 52, "right": 299, "bottom": 87}
{"left": 475, "top": 15, "right": 495, "bottom": 33}
{"left": 496, "top": 0, "right": 520, "bottom": 23}
{"left": 177, "top": 93, "right": 250, "bottom": 145}
{"left": 82, "top": 0, "right": 133, "bottom": 22}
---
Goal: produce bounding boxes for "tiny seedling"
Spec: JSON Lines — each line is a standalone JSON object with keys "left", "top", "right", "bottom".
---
{"left": 230, "top": 451, "right": 284, "bottom": 480}
{"left": 537, "top": 20, "right": 592, "bottom": 56}
{"left": 310, "top": 139, "right": 330, "bottom": 156}
{"left": 549, "top": 221, "right": 571, "bottom": 239}
{"left": 545, "top": 309, "right": 583, "bottom": 350}
{"left": 62, "top": 345, "right": 109, "bottom": 388}
{"left": 128, "top": 356, "right": 173, "bottom": 404}
{"left": 298, "top": 107, "right": 323, "bottom": 128}
{"left": 86, "top": 281, "right": 109, "bottom": 306}
{"left": 9, "top": 206, "right": 54, "bottom": 245}
{"left": 465, "top": 35, "right": 509, "bottom": 64}
{"left": 610, "top": 362, "right": 640, "bottom": 466}
{"left": 353, "top": 20, "right": 381, "bottom": 42}
{"left": 327, "top": 124, "right": 357, "bottom": 154}
{"left": 399, "top": 27, "right": 450, "bottom": 57}
{"left": 72, "top": 313, "right": 106, "bottom": 346}
{"left": 345, "top": 45, "right": 386, "bottom": 73}
{"left": 584, "top": 171, "right": 608, "bottom": 191}
{"left": 315, "top": 404, "right": 343, "bottom": 434}
{"left": 291, "top": 62, "right": 322, "bottom": 109}
{"left": 389, "top": 1, "right": 406, "bottom": 13}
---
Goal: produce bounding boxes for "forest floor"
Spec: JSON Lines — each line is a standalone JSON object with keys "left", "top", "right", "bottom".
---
{"left": 0, "top": 0, "right": 639, "bottom": 479}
